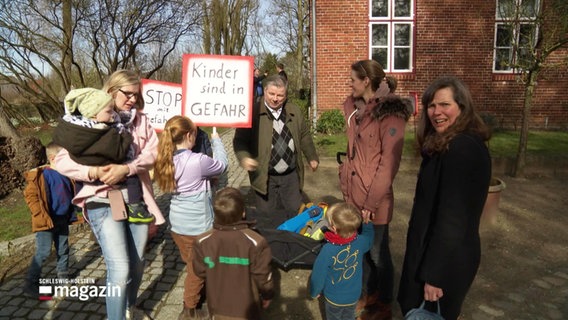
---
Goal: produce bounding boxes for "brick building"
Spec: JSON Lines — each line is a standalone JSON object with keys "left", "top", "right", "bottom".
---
{"left": 310, "top": 0, "right": 568, "bottom": 129}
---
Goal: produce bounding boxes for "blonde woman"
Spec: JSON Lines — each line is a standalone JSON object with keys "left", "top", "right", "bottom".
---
{"left": 55, "top": 70, "right": 165, "bottom": 319}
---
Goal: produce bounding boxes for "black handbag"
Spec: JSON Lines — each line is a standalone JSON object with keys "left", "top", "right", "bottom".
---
{"left": 404, "top": 300, "right": 444, "bottom": 320}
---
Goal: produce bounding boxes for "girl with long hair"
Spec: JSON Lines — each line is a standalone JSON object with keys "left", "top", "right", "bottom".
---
{"left": 154, "top": 116, "right": 227, "bottom": 320}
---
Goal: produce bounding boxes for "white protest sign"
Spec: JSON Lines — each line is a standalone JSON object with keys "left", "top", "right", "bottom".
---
{"left": 141, "top": 79, "right": 182, "bottom": 131}
{"left": 182, "top": 54, "right": 253, "bottom": 128}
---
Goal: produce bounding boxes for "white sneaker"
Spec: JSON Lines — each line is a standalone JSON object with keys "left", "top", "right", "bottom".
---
{"left": 126, "top": 306, "right": 152, "bottom": 320}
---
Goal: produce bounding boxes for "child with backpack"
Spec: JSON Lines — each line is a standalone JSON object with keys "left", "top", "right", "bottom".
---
{"left": 23, "top": 142, "right": 80, "bottom": 299}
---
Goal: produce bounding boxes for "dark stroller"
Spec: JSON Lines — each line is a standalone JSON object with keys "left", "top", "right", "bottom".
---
{"left": 247, "top": 208, "right": 324, "bottom": 271}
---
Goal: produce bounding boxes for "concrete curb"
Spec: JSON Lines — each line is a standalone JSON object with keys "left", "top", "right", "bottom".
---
{"left": 0, "top": 223, "right": 89, "bottom": 259}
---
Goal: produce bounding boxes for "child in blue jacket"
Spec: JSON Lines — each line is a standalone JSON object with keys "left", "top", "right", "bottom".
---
{"left": 23, "top": 142, "right": 79, "bottom": 299}
{"left": 309, "top": 202, "right": 374, "bottom": 320}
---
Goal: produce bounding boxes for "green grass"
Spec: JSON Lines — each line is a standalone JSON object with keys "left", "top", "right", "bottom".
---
{"left": 314, "top": 129, "right": 568, "bottom": 159}
{"left": 1, "top": 125, "right": 52, "bottom": 243}
{"left": 18, "top": 123, "right": 55, "bottom": 145}
{"left": 314, "top": 129, "right": 420, "bottom": 159}
{"left": 488, "top": 130, "right": 568, "bottom": 157}
{"left": 0, "top": 123, "right": 228, "bottom": 244}
{"left": 0, "top": 193, "right": 32, "bottom": 242}
{"left": 2, "top": 126, "right": 566, "bottom": 243}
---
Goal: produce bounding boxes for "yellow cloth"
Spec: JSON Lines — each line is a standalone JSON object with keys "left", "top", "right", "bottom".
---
{"left": 64, "top": 88, "right": 112, "bottom": 118}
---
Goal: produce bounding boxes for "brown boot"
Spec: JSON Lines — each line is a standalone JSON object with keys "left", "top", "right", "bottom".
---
{"left": 355, "top": 294, "right": 367, "bottom": 320}
{"left": 368, "top": 301, "right": 392, "bottom": 320}
{"left": 365, "top": 292, "right": 380, "bottom": 308}
{"left": 178, "top": 307, "right": 200, "bottom": 320}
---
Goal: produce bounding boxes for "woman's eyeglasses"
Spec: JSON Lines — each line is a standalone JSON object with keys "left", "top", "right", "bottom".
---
{"left": 118, "top": 89, "right": 138, "bottom": 100}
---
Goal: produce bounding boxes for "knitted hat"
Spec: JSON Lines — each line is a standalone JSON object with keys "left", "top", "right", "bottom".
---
{"left": 64, "top": 88, "right": 113, "bottom": 118}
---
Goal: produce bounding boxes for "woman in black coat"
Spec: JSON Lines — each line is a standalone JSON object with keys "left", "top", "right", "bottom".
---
{"left": 397, "top": 77, "right": 491, "bottom": 320}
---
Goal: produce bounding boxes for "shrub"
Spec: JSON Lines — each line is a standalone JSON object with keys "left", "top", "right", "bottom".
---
{"left": 480, "top": 112, "right": 498, "bottom": 132}
{"left": 317, "top": 110, "right": 345, "bottom": 134}
{"left": 289, "top": 97, "right": 309, "bottom": 119}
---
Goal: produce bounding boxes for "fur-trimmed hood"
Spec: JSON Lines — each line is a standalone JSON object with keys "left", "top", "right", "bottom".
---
{"left": 370, "top": 94, "right": 412, "bottom": 122}
{"left": 351, "top": 85, "right": 412, "bottom": 124}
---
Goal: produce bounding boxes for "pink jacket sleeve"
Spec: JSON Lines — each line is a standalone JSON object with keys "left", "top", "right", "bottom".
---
{"left": 125, "top": 113, "right": 158, "bottom": 177}
{"left": 54, "top": 148, "right": 95, "bottom": 182}
{"left": 127, "top": 112, "right": 165, "bottom": 225}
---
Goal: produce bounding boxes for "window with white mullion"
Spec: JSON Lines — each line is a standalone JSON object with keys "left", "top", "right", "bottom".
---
{"left": 369, "top": 0, "right": 414, "bottom": 72}
{"left": 494, "top": 23, "right": 514, "bottom": 71}
{"left": 493, "top": 0, "right": 539, "bottom": 73}
{"left": 369, "top": 22, "right": 413, "bottom": 72}
{"left": 371, "top": 0, "right": 413, "bottom": 19}
{"left": 393, "top": 23, "right": 411, "bottom": 70}
{"left": 496, "top": 0, "right": 538, "bottom": 19}
{"left": 393, "top": 0, "right": 412, "bottom": 18}
{"left": 370, "top": 23, "right": 389, "bottom": 70}
{"left": 371, "top": 0, "right": 388, "bottom": 17}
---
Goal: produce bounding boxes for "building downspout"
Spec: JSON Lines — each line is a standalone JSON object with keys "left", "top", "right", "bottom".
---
{"left": 310, "top": 0, "right": 318, "bottom": 130}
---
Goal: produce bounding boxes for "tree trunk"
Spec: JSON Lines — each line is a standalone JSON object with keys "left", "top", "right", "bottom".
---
{"left": 0, "top": 106, "right": 20, "bottom": 140}
{"left": 513, "top": 71, "right": 538, "bottom": 177}
{"left": 202, "top": 0, "right": 211, "bottom": 54}
{"left": 0, "top": 105, "right": 45, "bottom": 197}
{"left": 62, "top": 0, "right": 73, "bottom": 91}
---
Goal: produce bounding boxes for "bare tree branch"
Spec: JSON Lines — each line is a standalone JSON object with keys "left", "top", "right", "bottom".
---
{"left": 0, "top": 0, "right": 201, "bottom": 117}
{"left": 201, "top": 0, "right": 259, "bottom": 56}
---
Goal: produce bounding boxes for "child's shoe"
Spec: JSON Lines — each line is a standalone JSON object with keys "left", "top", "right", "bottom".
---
{"left": 127, "top": 203, "right": 155, "bottom": 224}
